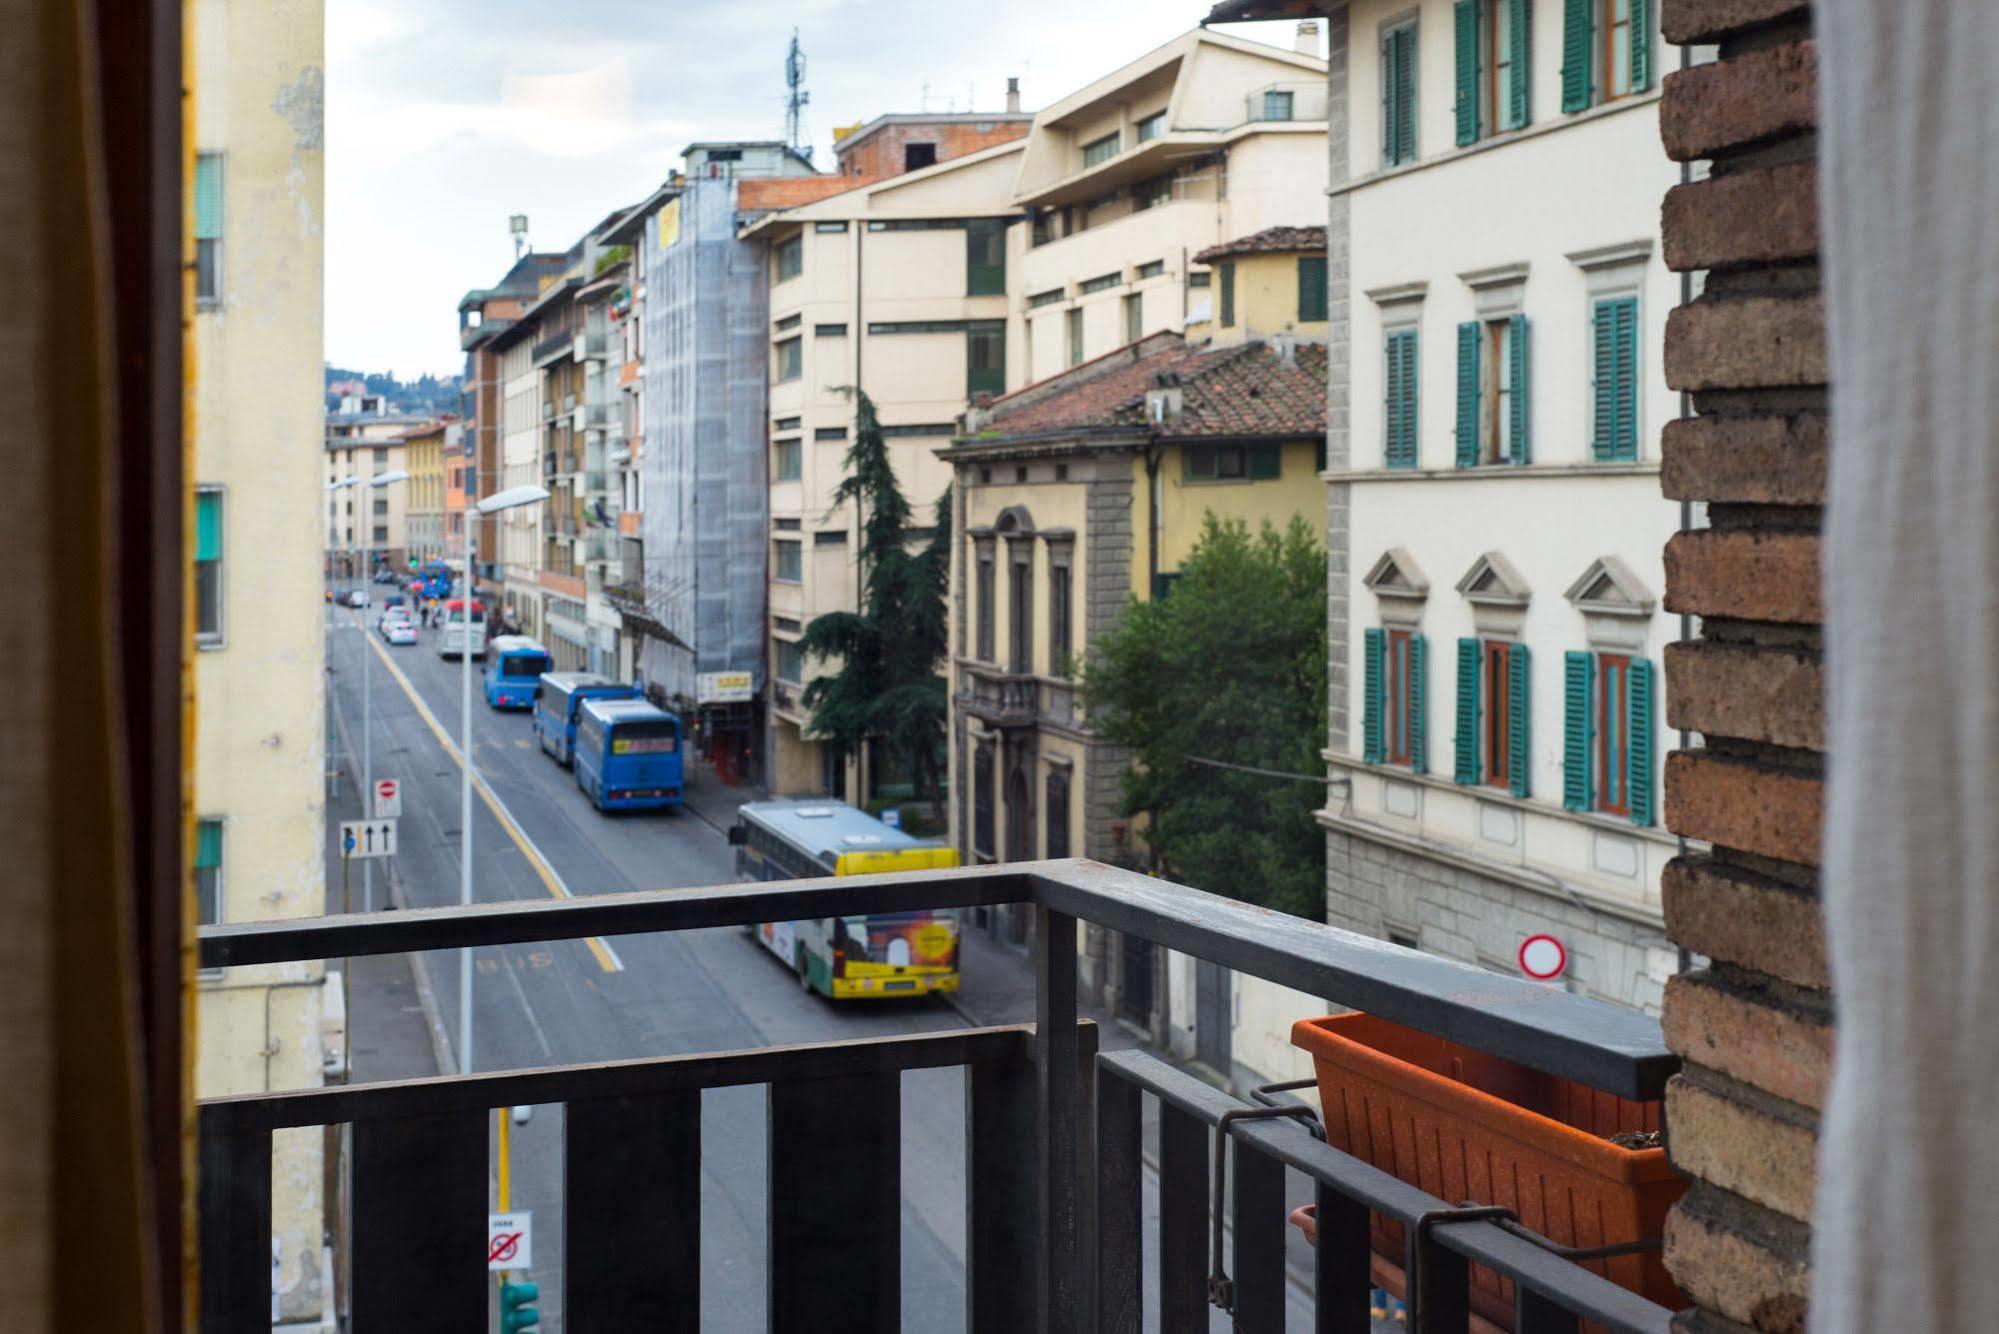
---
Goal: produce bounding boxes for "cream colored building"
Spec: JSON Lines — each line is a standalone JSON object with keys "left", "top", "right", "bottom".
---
{"left": 497, "top": 323, "right": 547, "bottom": 639}
{"left": 190, "top": 0, "right": 329, "bottom": 1321}
{"left": 742, "top": 140, "right": 1027, "bottom": 800}
{"left": 402, "top": 419, "right": 448, "bottom": 565}
{"left": 1011, "top": 25, "right": 1329, "bottom": 387}
{"left": 322, "top": 430, "right": 413, "bottom": 576}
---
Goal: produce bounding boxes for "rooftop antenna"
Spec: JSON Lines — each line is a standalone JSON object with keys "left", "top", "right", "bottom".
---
{"left": 784, "top": 29, "right": 812, "bottom": 163}
{"left": 508, "top": 214, "right": 528, "bottom": 259}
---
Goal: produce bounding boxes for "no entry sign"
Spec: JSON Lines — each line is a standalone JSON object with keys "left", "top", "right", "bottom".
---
{"left": 374, "top": 777, "right": 401, "bottom": 819}
{"left": 1517, "top": 934, "right": 1568, "bottom": 981}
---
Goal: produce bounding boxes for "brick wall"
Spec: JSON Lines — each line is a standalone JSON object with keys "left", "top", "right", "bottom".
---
{"left": 1656, "top": 2, "right": 1823, "bottom": 1330}
{"left": 833, "top": 121, "right": 1029, "bottom": 178}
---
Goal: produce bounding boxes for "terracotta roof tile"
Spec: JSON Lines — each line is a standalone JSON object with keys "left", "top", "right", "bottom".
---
{"left": 736, "top": 175, "right": 882, "bottom": 210}
{"left": 1193, "top": 225, "right": 1328, "bottom": 264}
{"left": 974, "top": 336, "right": 1326, "bottom": 440}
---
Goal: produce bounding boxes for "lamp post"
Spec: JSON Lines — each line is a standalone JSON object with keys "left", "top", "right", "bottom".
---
{"left": 459, "top": 483, "right": 550, "bottom": 1075}
{"left": 329, "top": 468, "right": 411, "bottom": 915}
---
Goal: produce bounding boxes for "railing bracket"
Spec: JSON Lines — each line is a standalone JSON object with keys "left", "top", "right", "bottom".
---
{"left": 1207, "top": 1099, "right": 1323, "bottom": 1316}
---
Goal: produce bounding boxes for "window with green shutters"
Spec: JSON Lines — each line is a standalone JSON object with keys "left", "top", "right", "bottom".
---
{"left": 1563, "top": 650, "right": 1654, "bottom": 824}
{"left": 1381, "top": 21, "right": 1418, "bottom": 166}
{"left": 1590, "top": 296, "right": 1639, "bottom": 461}
{"left": 1219, "top": 262, "right": 1236, "bottom": 327}
{"left": 1384, "top": 328, "right": 1419, "bottom": 468}
{"left": 1455, "top": 322, "right": 1482, "bottom": 466}
{"left": 1297, "top": 255, "right": 1328, "bottom": 323}
{"left": 1454, "top": 637, "right": 1481, "bottom": 783}
{"left": 194, "top": 153, "right": 224, "bottom": 304}
{"left": 966, "top": 219, "right": 1006, "bottom": 296}
{"left": 1461, "top": 316, "right": 1531, "bottom": 466}
{"left": 1366, "top": 628, "right": 1426, "bottom": 770}
{"left": 1563, "top": 0, "right": 1650, "bottom": 112}
{"left": 195, "top": 488, "right": 223, "bottom": 644}
{"left": 1454, "top": 1, "right": 1482, "bottom": 145}
{"left": 1562, "top": 650, "right": 1594, "bottom": 810}
{"left": 1498, "top": 0, "right": 1532, "bottom": 130}
{"left": 1363, "top": 629, "right": 1386, "bottom": 762}
{"left": 1460, "top": 0, "right": 1531, "bottom": 142}
{"left": 1184, "top": 443, "right": 1280, "bottom": 482}
{"left": 967, "top": 325, "right": 1005, "bottom": 397}
{"left": 194, "top": 818, "right": 224, "bottom": 927}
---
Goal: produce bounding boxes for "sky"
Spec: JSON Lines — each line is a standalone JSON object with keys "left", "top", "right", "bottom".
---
{"left": 325, "top": 1, "right": 1314, "bottom": 378}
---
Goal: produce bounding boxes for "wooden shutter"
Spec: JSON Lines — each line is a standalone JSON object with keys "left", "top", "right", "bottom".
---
{"left": 1508, "top": 0, "right": 1533, "bottom": 128}
{"left": 1508, "top": 313, "right": 1531, "bottom": 463}
{"left": 1627, "top": 656, "right": 1655, "bottom": 825}
{"left": 1220, "top": 263, "right": 1236, "bottom": 327}
{"left": 1454, "top": 638, "right": 1481, "bottom": 784}
{"left": 1386, "top": 331, "right": 1418, "bottom": 468}
{"left": 1612, "top": 297, "right": 1638, "bottom": 459}
{"left": 1560, "top": 0, "right": 1593, "bottom": 112}
{"left": 1629, "top": 0, "right": 1652, "bottom": 91}
{"left": 1247, "top": 445, "right": 1281, "bottom": 480}
{"left": 1508, "top": 643, "right": 1532, "bottom": 797}
{"left": 1409, "top": 634, "right": 1428, "bottom": 774}
{"left": 1363, "top": 629, "right": 1385, "bottom": 763}
{"left": 1456, "top": 322, "right": 1481, "bottom": 468}
{"left": 1454, "top": 0, "right": 1481, "bottom": 146}
{"left": 1591, "top": 300, "right": 1618, "bottom": 461}
{"left": 1297, "top": 255, "right": 1328, "bottom": 322}
{"left": 1563, "top": 651, "right": 1594, "bottom": 810}
{"left": 1397, "top": 29, "right": 1418, "bottom": 162}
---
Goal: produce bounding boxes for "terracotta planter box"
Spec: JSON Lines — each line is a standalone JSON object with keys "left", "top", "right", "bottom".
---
{"left": 1292, "top": 1013, "right": 1687, "bottom": 1328}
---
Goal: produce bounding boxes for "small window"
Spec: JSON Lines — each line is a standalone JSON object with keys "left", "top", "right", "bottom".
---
{"left": 775, "top": 416, "right": 802, "bottom": 431}
{"left": 194, "top": 488, "right": 223, "bottom": 645}
{"left": 967, "top": 219, "right": 1006, "bottom": 297}
{"left": 968, "top": 325, "right": 1006, "bottom": 397}
{"left": 813, "top": 530, "right": 846, "bottom": 546}
{"left": 1081, "top": 130, "right": 1122, "bottom": 167}
{"left": 1382, "top": 20, "right": 1419, "bottom": 166}
{"left": 1383, "top": 329, "right": 1420, "bottom": 468}
{"left": 775, "top": 638, "right": 804, "bottom": 683}
{"left": 775, "top": 336, "right": 803, "bottom": 383}
{"left": 774, "top": 438, "right": 801, "bottom": 481}
{"left": 1049, "top": 560, "right": 1073, "bottom": 670}
{"left": 1135, "top": 110, "right": 1167, "bottom": 143}
{"left": 1123, "top": 292, "right": 1143, "bottom": 344}
{"left": 814, "top": 220, "right": 850, "bottom": 233}
{"left": 904, "top": 142, "right": 939, "bottom": 171}
{"left": 1386, "top": 628, "right": 1420, "bottom": 766}
{"left": 1045, "top": 769, "right": 1072, "bottom": 858}
{"left": 1219, "top": 263, "right": 1236, "bottom": 327}
{"left": 373, "top": 497, "right": 388, "bottom": 516}
{"left": 1261, "top": 89, "right": 1296, "bottom": 121}
{"left": 814, "top": 427, "right": 846, "bottom": 442}
{"left": 975, "top": 551, "right": 996, "bottom": 660}
{"left": 1065, "top": 309, "right": 1083, "bottom": 367}
{"left": 1136, "top": 260, "right": 1166, "bottom": 280}
{"left": 815, "top": 323, "right": 848, "bottom": 337}
{"left": 775, "top": 314, "right": 802, "bottom": 332}
{"left": 774, "top": 234, "right": 803, "bottom": 284}
{"left": 1482, "top": 640, "right": 1518, "bottom": 789}
{"left": 1188, "top": 271, "right": 1211, "bottom": 289}
{"left": 372, "top": 525, "right": 388, "bottom": 544}
{"left": 774, "top": 539, "right": 802, "bottom": 582}
{"left": 1133, "top": 174, "right": 1172, "bottom": 210}
{"left": 1079, "top": 272, "right": 1121, "bottom": 295}
{"left": 1027, "top": 288, "right": 1065, "bottom": 309}
{"left": 1297, "top": 255, "right": 1328, "bottom": 323}
{"left": 194, "top": 819, "right": 224, "bottom": 929}
{"left": 194, "top": 153, "right": 224, "bottom": 305}
{"left": 1015, "top": 466, "right": 1028, "bottom": 483}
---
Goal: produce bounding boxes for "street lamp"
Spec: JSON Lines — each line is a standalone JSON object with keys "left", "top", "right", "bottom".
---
{"left": 459, "top": 483, "right": 550, "bottom": 1075}
{"left": 330, "top": 469, "right": 410, "bottom": 915}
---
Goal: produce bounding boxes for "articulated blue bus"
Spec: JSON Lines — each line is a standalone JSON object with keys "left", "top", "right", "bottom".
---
{"left": 533, "top": 672, "right": 638, "bottom": 766}
{"left": 483, "top": 635, "right": 552, "bottom": 710}
{"left": 573, "top": 698, "right": 685, "bottom": 812}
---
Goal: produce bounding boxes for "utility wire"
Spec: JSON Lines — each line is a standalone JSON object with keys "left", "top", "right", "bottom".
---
{"left": 1183, "top": 754, "right": 1349, "bottom": 786}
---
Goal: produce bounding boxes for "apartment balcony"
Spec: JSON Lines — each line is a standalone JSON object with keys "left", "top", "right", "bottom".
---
{"left": 1243, "top": 79, "right": 1329, "bottom": 124}
{"left": 195, "top": 860, "right": 1679, "bottom": 1332}
{"left": 460, "top": 317, "right": 512, "bottom": 351}
{"left": 541, "top": 399, "right": 554, "bottom": 421}
{"left": 532, "top": 330, "right": 574, "bottom": 367}
{"left": 575, "top": 402, "right": 615, "bottom": 430}
{"left": 576, "top": 331, "right": 610, "bottom": 362}
{"left": 958, "top": 660, "right": 1079, "bottom": 731}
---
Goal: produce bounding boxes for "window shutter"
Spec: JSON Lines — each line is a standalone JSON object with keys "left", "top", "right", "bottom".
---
{"left": 1247, "top": 444, "right": 1281, "bottom": 480}
{"left": 1508, "top": 643, "right": 1532, "bottom": 798}
{"left": 1455, "top": 322, "right": 1481, "bottom": 468}
{"left": 1297, "top": 255, "right": 1328, "bottom": 322}
{"left": 1613, "top": 298, "right": 1639, "bottom": 460}
{"left": 1454, "top": 637, "right": 1480, "bottom": 784}
{"left": 1382, "top": 30, "right": 1397, "bottom": 160}
{"left": 1454, "top": 0, "right": 1481, "bottom": 146}
{"left": 1629, "top": 0, "right": 1652, "bottom": 91}
{"left": 1220, "top": 263, "right": 1236, "bottom": 327}
{"left": 1627, "top": 656, "right": 1655, "bottom": 825}
{"left": 194, "top": 154, "right": 224, "bottom": 240}
{"left": 1508, "top": 0, "right": 1533, "bottom": 128}
{"left": 1387, "top": 331, "right": 1418, "bottom": 467}
{"left": 1508, "top": 313, "right": 1531, "bottom": 463}
{"left": 1591, "top": 301, "right": 1618, "bottom": 461}
{"left": 1560, "top": 0, "right": 1593, "bottom": 112}
{"left": 194, "top": 819, "right": 223, "bottom": 869}
{"left": 1363, "top": 629, "right": 1385, "bottom": 763}
{"left": 1388, "top": 27, "right": 1418, "bottom": 163}
{"left": 1563, "top": 651, "right": 1594, "bottom": 810}
{"left": 1409, "top": 634, "right": 1428, "bottom": 774}
{"left": 195, "top": 491, "right": 222, "bottom": 561}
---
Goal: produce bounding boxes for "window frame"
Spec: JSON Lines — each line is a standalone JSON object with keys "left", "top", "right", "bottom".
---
{"left": 1383, "top": 325, "right": 1420, "bottom": 469}
{"left": 193, "top": 151, "right": 224, "bottom": 307}
{"left": 1381, "top": 17, "right": 1420, "bottom": 167}
{"left": 1594, "top": 651, "right": 1631, "bottom": 816}
{"left": 1123, "top": 292, "right": 1143, "bottom": 344}
{"left": 1048, "top": 552, "right": 1074, "bottom": 672}
{"left": 1386, "top": 627, "right": 1416, "bottom": 767}
{"left": 773, "top": 436, "right": 802, "bottom": 482}
{"left": 194, "top": 485, "right": 224, "bottom": 647}
{"left": 773, "top": 537, "right": 803, "bottom": 584}
{"left": 1482, "top": 640, "right": 1514, "bottom": 787}
{"left": 774, "top": 335, "right": 803, "bottom": 384}
{"left": 1080, "top": 130, "right": 1122, "bottom": 168}
{"left": 1601, "top": 0, "right": 1634, "bottom": 102}
{"left": 773, "top": 234, "right": 803, "bottom": 285}
{"left": 1261, "top": 88, "right": 1296, "bottom": 121}
{"left": 967, "top": 324, "right": 1006, "bottom": 397}
{"left": 1044, "top": 768, "right": 1072, "bottom": 858}
{"left": 1065, "top": 308, "right": 1084, "bottom": 368}
{"left": 1135, "top": 110, "right": 1168, "bottom": 143}
{"left": 775, "top": 636, "right": 804, "bottom": 685}
{"left": 966, "top": 219, "right": 1007, "bottom": 297}
{"left": 1482, "top": 317, "right": 1514, "bottom": 464}
{"left": 1218, "top": 262, "right": 1237, "bottom": 327}
{"left": 1589, "top": 293, "right": 1641, "bottom": 462}
{"left": 975, "top": 545, "right": 996, "bottom": 661}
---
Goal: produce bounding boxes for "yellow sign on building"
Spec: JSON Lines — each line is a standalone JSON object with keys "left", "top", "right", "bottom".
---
{"left": 659, "top": 197, "right": 682, "bottom": 250}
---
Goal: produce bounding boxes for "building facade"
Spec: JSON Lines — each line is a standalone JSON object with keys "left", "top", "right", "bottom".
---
{"left": 322, "top": 406, "right": 421, "bottom": 577}
{"left": 443, "top": 420, "right": 469, "bottom": 563}
{"left": 402, "top": 418, "right": 448, "bottom": 565}
{"left": 189, "top": 0, "right": 329, "bottom": 1320}
{"left": 830, "top": 102, "right": 1034, "bottom": 178}
{"left": 1316, "top": 0, "right": 1684, "bottom": 1010}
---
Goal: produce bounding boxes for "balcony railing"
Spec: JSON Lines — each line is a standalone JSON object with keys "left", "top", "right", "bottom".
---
{"left": 532, "top": 331, "right": 573, "bottom": 366}
{"left": 960, "top": 661, "right": 1078, "bottom": 729}
{"left": 196, "top": 861, "right": 1678, "bottom": 1333}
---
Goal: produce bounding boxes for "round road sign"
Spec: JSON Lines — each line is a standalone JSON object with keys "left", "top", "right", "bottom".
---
{"left": 1517, "top": 933, "right": 1567, "bottom": 981}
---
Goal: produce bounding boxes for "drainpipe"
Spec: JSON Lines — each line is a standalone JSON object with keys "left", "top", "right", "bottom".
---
{"left": 1674, "top": 37, "right": 1696, "bottom": 975}
{"left": 1145, "top": 444, "right": 1163, "bottom": 596}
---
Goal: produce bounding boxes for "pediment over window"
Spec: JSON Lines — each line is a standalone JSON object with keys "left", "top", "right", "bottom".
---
{"left": 1454, "top": 551, "right": 1530, "bottom": 607}
{"left": 1363, "top": 547, "right": 1429, "bottom": 599}
{"left": 1563, "top": 555, "right": 1654, "bottom": 616}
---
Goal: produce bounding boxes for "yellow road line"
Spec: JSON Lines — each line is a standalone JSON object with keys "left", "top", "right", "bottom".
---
{"left": 357, "top": 615, "right": 623, "bottom": 973}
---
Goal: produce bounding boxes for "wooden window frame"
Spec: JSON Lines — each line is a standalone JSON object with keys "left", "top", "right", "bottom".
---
{"left": 1387, "top": 628, "right": 1415, "bottom": 766}
{"left": 1482, "top": 317, "right": 1512, "bottom": 464}
{"left": 1483, "top": 640, "right": 1513, "bottom": 787}
{"left": 1600, "top": 0, "right": 1634, "bottom": 102}
{"left": 1595, "top": 651, "right": 1630, "bottom": 815}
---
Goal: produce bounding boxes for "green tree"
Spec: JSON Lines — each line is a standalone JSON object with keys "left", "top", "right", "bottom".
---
{"left": 1082, "top": 514, "right": 1327, "bottom": 917}
{"left": 799, "top": 390, "right": 951, "bottom": 807}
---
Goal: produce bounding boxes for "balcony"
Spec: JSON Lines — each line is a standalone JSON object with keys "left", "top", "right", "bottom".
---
{"left": 576, "top": 331, "right": 609, "bottom": 361}
{"left": 532, "top": 330, "right": 574, "bottom": 367}
{"left": 959, "top": 661, "right": 1078, "bottom": 730}
{"left": 576, "top": 402, "right": 615, "bottom": 430}
{"left": 196, "top": 861, "right": 1677, "bottom": 1332}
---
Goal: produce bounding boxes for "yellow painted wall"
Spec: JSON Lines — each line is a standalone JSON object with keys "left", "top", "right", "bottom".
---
{"left": 1187, "top": 248, "right": 1330, "bottom": 347}
{"left": 1152, "top": 437, "right": 1323, "bottom": 573}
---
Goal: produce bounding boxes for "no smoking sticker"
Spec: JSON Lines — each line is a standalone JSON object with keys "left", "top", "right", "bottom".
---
{"left": 488, "top": 1211, "right": 532, "bottom": 1271}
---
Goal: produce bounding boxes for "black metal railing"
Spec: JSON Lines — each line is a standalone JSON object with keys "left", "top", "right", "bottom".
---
{"left": 196, "top": 859, "right": 1681, "bottom": 1333}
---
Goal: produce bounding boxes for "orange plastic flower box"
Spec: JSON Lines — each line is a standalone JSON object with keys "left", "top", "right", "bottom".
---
{"left": 1292, "top": 1013, "right": 1687, "bottom": 1328}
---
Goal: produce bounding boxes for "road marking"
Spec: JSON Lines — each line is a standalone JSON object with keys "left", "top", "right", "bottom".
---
{"left": 356, "top": 616, "right": 625, "bottom": 974}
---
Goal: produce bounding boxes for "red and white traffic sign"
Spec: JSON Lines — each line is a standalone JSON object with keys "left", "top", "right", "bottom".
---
{"left": 373, "top": 778, "right": 401, "bottom": 819}
{"left": 487, "top": 1211, "right": 532, "bottom": 1271}
{"left": 1517, "top": 933, "right": 1568, "bottom": 981}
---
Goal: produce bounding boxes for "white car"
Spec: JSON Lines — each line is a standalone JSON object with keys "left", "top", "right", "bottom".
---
{"left": 347, "top": 588, "right": 370, "bottom": 608}
{"left": 381, "top": 618, "right": 417, "bottom": 646}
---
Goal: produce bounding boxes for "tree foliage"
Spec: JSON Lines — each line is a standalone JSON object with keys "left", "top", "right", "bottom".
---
{"left": 1081, "top": 514, "right": 1327, "bottom": 918}
{"left": 799, "top": 390, "right": 951, "bottom": 804}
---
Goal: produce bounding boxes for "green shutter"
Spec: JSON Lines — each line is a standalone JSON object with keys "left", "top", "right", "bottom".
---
{"left": 194, "top": 154, "right": 223, "bottom": 240}
{"left": 1627, "top": 656, "right": 1655, "bottom": 825}
{"left": 1454, "top": 637, "right": 1481, "bottom": 784}
{"left": 1560, "top": 0, "right": 1593, "bottom": 112}
{"left": 1508, "top": 314, "right": 1531, "bottom": 463}
{"left": 1507, "top": 0, "right": 1532, "bottom": 128}
{"left": 1629, "top": 0, "right": 1652, "bottom": 91}
{"left": 1247, "top": 444, "right": 1281, "bottom": 480}
{"left": 1454, "top": 0, "right": 1481, "bottom": 145}
{"left": 1508, "top": 643, "right": 1532, "bottom": 798}
{"left": 1613, "top": 297, "right": 1639, "bottom": 460}
{"left": 1563, "top": 651, "right": 1594, "bottom": 811}
{"left": 1386, "top": 330, "right": 1418, "bottom": 468}
{"left": 1220, "top": 263, "right": 1236, "bottom": 327}
{"left": 1591, "top": 301, "right": 1618, "bottom": 461}
{"left": 194, "top": 819, "right": 223, "bottom": 868}
{"left": 1409, "top": 634, "right": 1428, "bottom": 774}
{"left": 1298, "top": 255, "right": 1329, "bottom": 322}
{"left": 1455, "top": 322, "right": 1481, "bottom": 468}
{"left": 1363, "top": 629, "right": 1385, "bottom": 763}
{"left": 1396, "top": 28, "right": 1418, "bottom": 162}
{"left": 194, "top": 490, "right": 222, "bottom": 561}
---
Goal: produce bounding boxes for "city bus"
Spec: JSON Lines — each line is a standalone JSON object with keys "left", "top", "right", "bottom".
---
{"left": 728, "top": 799, "right": 962, "bottom": 999}
{"left": 533, "top": 672, "right": 638, "bottom": 766}
{"left": 437, "top": 598, "right": 485, "bottom": 659}
{"left": 482, "top": 635, "right": 553, "bottom": 710}
{"left": 572, "top": 697, "right": 684, "bottom": 812}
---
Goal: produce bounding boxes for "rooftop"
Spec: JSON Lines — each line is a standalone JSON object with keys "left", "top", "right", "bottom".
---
{"left": 1194, "top": 224, "right": 1328, "bottom": 263}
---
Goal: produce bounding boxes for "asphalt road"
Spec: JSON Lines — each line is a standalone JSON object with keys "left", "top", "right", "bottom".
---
{"left": 325, "top": 596, "right": 1331, "bottom": 1331}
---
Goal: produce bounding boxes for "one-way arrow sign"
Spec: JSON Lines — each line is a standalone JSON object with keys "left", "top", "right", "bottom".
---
{"left": 338, "top": 818, "right": 398, "bottom": 860}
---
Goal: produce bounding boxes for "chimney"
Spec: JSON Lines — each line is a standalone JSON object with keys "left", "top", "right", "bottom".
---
{"left": 1295, "top": 20, "right": 1320, "bottom": 55}
{"left": 1006, "top": 77, "right": 1021, "bottom": 114}
{"left": 1145, "top": 371, "right": 1184, "bottom": 426}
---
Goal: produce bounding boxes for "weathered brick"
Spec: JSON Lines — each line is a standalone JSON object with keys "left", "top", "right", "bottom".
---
{"left": 1662, "top": 163, "right": 1818, "bottom": 272}
{"left": 1664, "top": 294, "right": 1827, "bottom": 392}
{"left": 1663, "top": 855, "right": 1828, "bottom": 990}
{"left": 1666, "top": 1075, "right": 1818, "bottom": 1222}
{"left": 1661, "top": 42, "right": 1818, "bottom": 162}
{"left": 1664, "top": 1187, "right": 1811, "bottom": 1333}
{"left": 1662, "top": 971, "right": 1832, "bottom": 1110}
{"left": 1665, "top": 640, "right": 1824, "bottom": 751}
{"left": 1665, "top": 530, "right": 1822, "bottom": 625}
{"left": 1660, "top": 413, "right": 1827, "bottom": 507}
{"left": 1661, "top": 0, "right": 1810, "bottom": 45}
{"left": 1664, "top": 751, "right": 1823, "bottom": 867}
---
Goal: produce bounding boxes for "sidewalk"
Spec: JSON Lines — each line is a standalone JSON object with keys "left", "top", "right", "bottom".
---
{"left": 677, "top": 755, "right": 765, "bottom": 838}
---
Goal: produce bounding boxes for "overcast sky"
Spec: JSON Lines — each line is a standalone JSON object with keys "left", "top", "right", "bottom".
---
{"left": 325, "top": 1, "right": 1314, "bottom": 378}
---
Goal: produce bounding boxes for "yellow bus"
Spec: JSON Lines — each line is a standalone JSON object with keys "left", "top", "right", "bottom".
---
{"left": 728, "top": 799, "right": 961, "bottom": 999}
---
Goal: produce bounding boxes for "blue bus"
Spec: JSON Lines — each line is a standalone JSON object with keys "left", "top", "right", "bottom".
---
{"left": 483, "top": 635, "right": 552, "bottom": 710}
{"left": 573, "top": 698, "right": 685, "bottom": 812}
{"left": 533, "top": 672, "right": 638, "bottom": 766}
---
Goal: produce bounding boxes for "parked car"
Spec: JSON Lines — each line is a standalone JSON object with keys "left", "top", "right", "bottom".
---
{"left": 347, "top": 589, "right": 369, "bottom": 607}
{"left": 373, "top": 570, "right": 398, "bottom": 584}
{"left": 381, "top": 617, "right": 417, "bottom": 646}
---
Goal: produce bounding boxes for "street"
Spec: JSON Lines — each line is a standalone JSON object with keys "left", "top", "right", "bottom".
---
{"left": 324, "top": 598, "right": 1337, "bottom": 1331}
